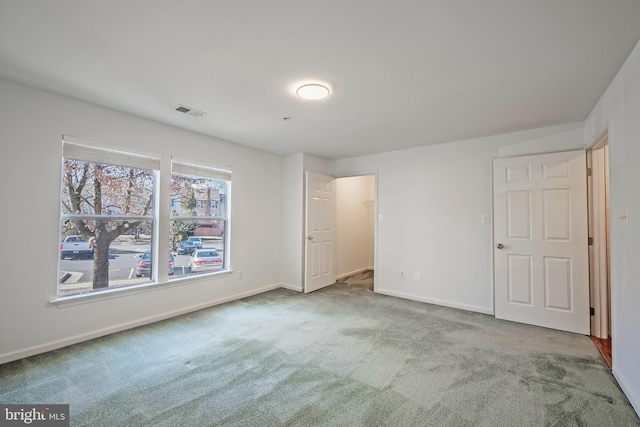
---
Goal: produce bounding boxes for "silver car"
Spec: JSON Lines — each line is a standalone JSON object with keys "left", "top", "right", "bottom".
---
{"left": 189, "top": 249, "right": 223, "bottom": 272}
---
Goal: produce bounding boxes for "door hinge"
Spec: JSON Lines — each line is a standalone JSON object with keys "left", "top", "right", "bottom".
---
{"left": 588, "top": 237, "right": 594, "bottom": 245}
{"left": 590, "top": 307, "right": 595, "bottom": 316}
{"left": 587, "top": 167, "right": 592, "bottom": 176}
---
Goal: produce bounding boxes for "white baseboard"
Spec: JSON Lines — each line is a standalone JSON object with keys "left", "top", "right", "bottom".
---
{"left": 613, "top": 369, "right": 640, "bottom": 418}
{"left": 0, "top": 283, "right": 282, "bottom": 365}
{"left": 280, "top": 282, "right": 303, "bottom": 292}
{"left": 337, "top": 267, "right": 371, "bottom": 280}
{"left": 376, "top": 288, "right": 494, "bottom": 315}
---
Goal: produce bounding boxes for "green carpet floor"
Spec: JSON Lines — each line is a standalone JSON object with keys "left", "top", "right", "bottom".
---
{"left": 1, "top": 282, "right": 638, "bottom": 426}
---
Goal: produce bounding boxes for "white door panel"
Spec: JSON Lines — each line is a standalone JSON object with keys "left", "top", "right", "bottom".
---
{"left": 507, "top": 190, "right": 531, "bottom": 239}
{"left": 494, "top": 150, "right": 589, "bottom": 334}
{"left": 507, "top": 254, "right": 533, "bottom": 305}
{"left": 305, "top": 172, "right": 336, "bottom": 293}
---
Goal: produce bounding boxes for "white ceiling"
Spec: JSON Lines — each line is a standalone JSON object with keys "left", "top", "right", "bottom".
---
{"left": 1, "top": 1, "right": 640, "bottom": 160}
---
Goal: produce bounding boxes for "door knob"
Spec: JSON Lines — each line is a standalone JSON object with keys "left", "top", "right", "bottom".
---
{"left": 307, "top": 236, "right": 314, "bottom": 240}
{"left": 496, "top": 243, "right": 504, "bottom": 249}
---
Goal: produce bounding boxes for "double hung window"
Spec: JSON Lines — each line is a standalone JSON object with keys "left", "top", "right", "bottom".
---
{"left": 170, "top": 161, "right": 230, "bottom": 279}
{"left": 59, "top": 140, "right": 158, "bottom": 295}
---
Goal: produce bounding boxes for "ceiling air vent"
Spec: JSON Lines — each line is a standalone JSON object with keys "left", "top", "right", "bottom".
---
{"left": 173, "top": 104, "right": 206, "bottom": 117}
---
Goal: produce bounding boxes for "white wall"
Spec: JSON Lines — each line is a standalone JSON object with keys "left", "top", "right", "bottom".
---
{"left": 335, "top": 175, "right": 375, "bottom": 278}
{"left": 585, "top": 39, "right": 640, "bottom": 416}
{"left": 280, "top": 153, "right": 305, "bottom": 291}
{"left": 0, "top": 79, "right": 283, "bottom": 363}
{"left": 498, "top": 123, "right": 585, "bottom": 158}
{"left": 330, "top": 124, "right": 585, "bottom": 315}
{"left": 303, "top": 154, "right": 329, "bottom": 175}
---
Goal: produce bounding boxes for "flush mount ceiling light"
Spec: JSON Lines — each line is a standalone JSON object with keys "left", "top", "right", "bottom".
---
{"left": 296, "top": 84, "right": 330, "bottom": 101}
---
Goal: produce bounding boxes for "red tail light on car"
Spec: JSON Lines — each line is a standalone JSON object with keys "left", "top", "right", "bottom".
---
{"left": 138, "top": 262, "right": 147, "bottom": 268}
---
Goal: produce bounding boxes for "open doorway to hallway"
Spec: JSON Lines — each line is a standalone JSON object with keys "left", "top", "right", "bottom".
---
{"left": 335, "top": 175, "right": 376, "bottom": 290}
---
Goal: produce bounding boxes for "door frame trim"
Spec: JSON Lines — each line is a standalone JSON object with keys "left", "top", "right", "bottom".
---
{"left": 587, "top": 129, "right": 611, "bottom": 341}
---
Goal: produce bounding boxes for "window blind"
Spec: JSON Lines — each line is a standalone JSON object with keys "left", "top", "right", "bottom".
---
{"left": 62, "top": 136, "right": 161, "bottom": 170}
{"left": 171, "top": 159, "right": 232, "bottom": 181}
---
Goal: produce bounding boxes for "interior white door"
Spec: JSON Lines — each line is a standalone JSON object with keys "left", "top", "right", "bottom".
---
{"left": 305, "top": 171, "right": 336, "bottom": 293}
{"left": 493, "top": 150, "right": 589, "bottom": 334}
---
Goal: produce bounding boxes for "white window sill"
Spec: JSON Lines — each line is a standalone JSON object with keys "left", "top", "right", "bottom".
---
{"left": 51, "top": 269, "right": 234, "bottom": 308}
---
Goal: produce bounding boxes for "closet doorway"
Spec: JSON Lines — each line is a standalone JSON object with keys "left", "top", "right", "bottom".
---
{"left": 335, "top": 174, "right": 376, "bottom": 290}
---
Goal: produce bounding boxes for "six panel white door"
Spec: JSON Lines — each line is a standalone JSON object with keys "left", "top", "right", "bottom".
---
{"left": 305, "top": 171, "right": 336, "bottom": 293}
{"left": 493, "top": 150, "right": 590, "bottom": 334}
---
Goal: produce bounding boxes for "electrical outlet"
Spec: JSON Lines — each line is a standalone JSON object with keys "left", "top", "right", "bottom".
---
{"left": 400, "top": 271, "right": 405, "bottom": 279}
{"left": 238, "top": 271, "right": 243, "bottom": 279}
{"left": 619, "top": 210, "right": 629, "bottom": 225}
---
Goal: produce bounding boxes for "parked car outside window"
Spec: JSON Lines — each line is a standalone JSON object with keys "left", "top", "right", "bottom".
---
{"left": 59, "top": 235, "right": 93, "bottom": 259}
{"left": 136, "top": 250, "right": 175, "bottom": 277}
{"left": 186, "top": 236, "right": 203, "bottom": 248}
{"left": 177, "top": 240, "right": 198, "bottom": 255}
{"left": 189, "top": 249, "right": 223, "bottom": 272}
